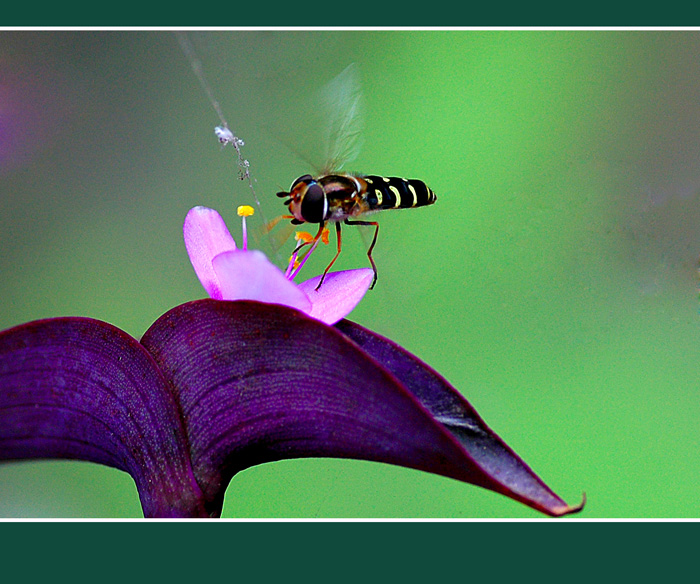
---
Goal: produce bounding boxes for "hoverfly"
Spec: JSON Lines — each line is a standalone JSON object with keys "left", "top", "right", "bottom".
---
{"left": 271, "top": 64, "right": 437, "bottom": 290}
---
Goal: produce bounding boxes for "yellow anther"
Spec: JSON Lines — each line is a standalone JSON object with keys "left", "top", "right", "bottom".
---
{"left": 321, "top": 227, "right": 330, "bottom": 245}
{"left": 237, "top": 205, "right": 255, "bottom": 217}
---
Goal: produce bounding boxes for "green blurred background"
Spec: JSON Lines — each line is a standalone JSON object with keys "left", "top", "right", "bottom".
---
{"left": 1, "top": 30, "right": 699, "bottom": 518}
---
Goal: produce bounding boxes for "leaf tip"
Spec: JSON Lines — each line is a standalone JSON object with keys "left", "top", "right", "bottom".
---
{"left": 552, "top": 491, "right": 587, "bottom": 517}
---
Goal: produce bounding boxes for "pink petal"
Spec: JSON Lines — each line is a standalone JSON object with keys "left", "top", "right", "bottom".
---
{"left": 297, "top": 269, "right": 374, "bottom": 325}
{"left": 212, "top": 250, "right": 313, "bottom": 313}
{"left": 183, "top": 207, "right": 237, "bottom": 300}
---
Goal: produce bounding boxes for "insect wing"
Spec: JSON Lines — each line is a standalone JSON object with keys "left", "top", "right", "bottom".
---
{"left": 253, "top": 215, "right": 297, "bottom": 257}
{"left": 320, "top": 63, "right": 365, "bottom": 174}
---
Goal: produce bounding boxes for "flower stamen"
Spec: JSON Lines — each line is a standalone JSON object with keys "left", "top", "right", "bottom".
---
{"left": 237, "top": 205, "right": 255, "bottom": 250}
{"left": 285, "top": 231, "right": 312, "bottom": 278}
{"left": 287, "top": 227, "right": 331, "bottom": 281}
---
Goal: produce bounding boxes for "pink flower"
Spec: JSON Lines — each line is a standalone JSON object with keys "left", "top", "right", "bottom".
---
{"left": 183, "top": 206, "right": 373, "bottom": 325}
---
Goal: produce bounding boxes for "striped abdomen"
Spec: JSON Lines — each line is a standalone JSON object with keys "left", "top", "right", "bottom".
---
{"left": 362, "top": 175, "right": 437, "bottom": 210}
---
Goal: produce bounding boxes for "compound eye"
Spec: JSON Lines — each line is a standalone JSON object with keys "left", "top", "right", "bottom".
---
{"left": 300, "top": 182, "right": 327, "bottom": 223}
{"left": 291, "top": 174, "right": 313, "bottom": 190}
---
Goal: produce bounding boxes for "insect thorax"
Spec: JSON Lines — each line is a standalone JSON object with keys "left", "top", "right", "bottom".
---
{"left": 318, "top": 174, "right": 360, "bottom": 198}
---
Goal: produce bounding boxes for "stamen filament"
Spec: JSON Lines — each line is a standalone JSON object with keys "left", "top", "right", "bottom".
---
{"left": 286, "top": 227, "right": 331, "bottom": 281}
{"left": 286, "top": 232, "right": 313, "bottom": 278}
{"left": 285, "top": 250, "right": 299, "bottom": 278}
{"left": 237, "top": 205, "right": 255, "bottom": 251}
{"left": 289, "top": 238, "right": 321, "bottom": 280}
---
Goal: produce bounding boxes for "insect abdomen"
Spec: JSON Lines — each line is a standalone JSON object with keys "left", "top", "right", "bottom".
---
{"left": 363, "top": 175, "right": 436, "bottom": 210}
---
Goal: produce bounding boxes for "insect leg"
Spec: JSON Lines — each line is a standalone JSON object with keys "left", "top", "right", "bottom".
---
{"left": 344, "top": 218, "right": 379, "bottom": 289}
{"left": 315, "top": 222, "right": 343, "bottom": 291}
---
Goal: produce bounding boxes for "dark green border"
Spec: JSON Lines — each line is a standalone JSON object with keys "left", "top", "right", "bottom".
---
{"left": 2, "top": 521, "right": 697, "bottom": 578}
{"left": 4, "top": 1, "right": 700, "bottom": 26}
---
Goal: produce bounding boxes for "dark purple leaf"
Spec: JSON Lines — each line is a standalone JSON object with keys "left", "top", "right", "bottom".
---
{"left": 141, "top": 299, "right": 583, "bottom": 517}
{"left": 1, "top": 300, "right": 583, "bottom": 517}
{"left": 335, "top": 319, "right": 585, "bottom": 517}
{"left": 0, "top": 317, "right": 208, "bottom": 517}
